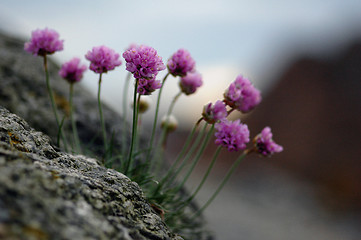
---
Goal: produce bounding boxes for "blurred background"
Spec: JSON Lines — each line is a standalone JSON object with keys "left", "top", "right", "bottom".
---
{"left": 1, "top": 0, "right": 360, "bottom": 239}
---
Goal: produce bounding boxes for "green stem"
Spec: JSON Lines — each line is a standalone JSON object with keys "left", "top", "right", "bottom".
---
{"left": 166, "top": 122, "right": 208, "bottom": 188}
{"left": 43, "top": 55, "right": 68, "bottom": 151}
{"left": 191, "top": 152, "right": 247, "bottom": 219}
{"left": 97, "top": 73, "right": 107, "bottom": 159}
{"left": 69, "top": 83, "right": 81, "bottom": 153}
{"left": 146, "top": 72, "right": 170, "bottom": 161}
{"left": 186, "top": 146, "right": 222, "bottom": 203}
{"left": 122, "top": 72, "right": 131, "bottom": 157}
{"left": 125, "top": 79, "right": 139, "bottom": 175}
{"left": 174, "top": 124, "right": 215, "bottom": 193}
{"left": 171, "top": 146, "right": 222, "bottom": 217}
{"left": 158, "top": 120, "right": 200, "bottom": 187}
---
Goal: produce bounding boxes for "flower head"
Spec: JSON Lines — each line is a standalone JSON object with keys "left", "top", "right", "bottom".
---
{"left": 224, "top": 75, "right": 261, "bottom": 113}
{"left": 167, "top": 49, "right": 196, "bottom": 77}
{"left": 137, "top": 77, "right": 162, "bottom": 95}
{"left": 215, "top": 119, "right": 250, "bottom": 152}
{"left": 161, "top": 115, "right": 178, "bottom": 133}
{"left": 254, "top": 127, "right": 283, "bottom": 156}
{"left": 85, "top": 46, "right": 122, "bottom": 74}
{"left": 179, "top": 72, "right": 203, "bottom": 95}
{"left": 138, "top": 96, "right": 152, "bottom": 113}
{"left": 24, "top": 28, "right": 64, "bottom": 56}
{"left": 59, "top": 57, "right": 87, "bottom": 83}
{"left": 202, "top": 100, "right": 227, "bottom": 124}
{"left": 123, "top": 45, "right": 166, "bottom": 79}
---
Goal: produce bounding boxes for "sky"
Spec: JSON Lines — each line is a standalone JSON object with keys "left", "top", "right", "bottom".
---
{"left": 1, "top": 0, "right": 361, "bottom": 127}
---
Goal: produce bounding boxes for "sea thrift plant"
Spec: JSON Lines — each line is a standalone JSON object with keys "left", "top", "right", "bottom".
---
{"left": 24, "top": 28, "right": 64, "bottom": 56}
{"left": 85, "top": 45, "right": 122, "bottom": 73}
{"left": 85, "top": 45, "right": 122, "bottom": 158}
{"left": 25, "top": 27, "right": 284, "bottom": 239}
{"left": 59, "top": 58, "right": 87, "bottom": 153}
{"left": 24, "top": 28, "right": 67, "bottom": 150}
{"left": 167, "top": 48, "right": 196, "bottom": 77}
{"left": 59, "top": 57, "right": 87, "bottom": 83}
{"left": 224, "top": 75, "right": 262, "bottom": 113}
{"left": 123, "top": 45, "right": 166, "bottom": 79}
{"left": 137, "top": 77, "right": 162, "bottom": 95}
{"left": 254, "top": 126, "right": 283, "bottom": 156}
{"left": 202, "top": 100, "right": 227, "bottom": 124}
{"left": 179, "top": 72, "right": 203, "bottom": 95}
{"left": 214, "top": 119, "right": 250, "bottom": 152}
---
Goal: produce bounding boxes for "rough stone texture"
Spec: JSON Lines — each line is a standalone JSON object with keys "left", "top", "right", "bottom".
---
{"left": 0, "top": 31, "right": 129, "bottom": 156}
{"left": 0, "top": 106, "right": 183, "bottom": 240}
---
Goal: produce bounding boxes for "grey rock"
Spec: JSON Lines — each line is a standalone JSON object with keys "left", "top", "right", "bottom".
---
{"left": 0, "top": 106, "right": 182, "bottom": 240}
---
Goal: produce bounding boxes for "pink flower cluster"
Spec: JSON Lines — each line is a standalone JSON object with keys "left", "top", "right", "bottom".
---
{"left": 59, "top": 57, "right": 87, "bottom": 83}
{"left": 254, "top": 127, "right": 283, "bottom": 156}
{"left": 85, "top": 46, "right": 122, "bottom": 74}
{"left": 179, "top": 72, "right": 203, "bottom": 95}
{"left": 202, "top": 100, "right": 227, "bottom": 124}
{"left": 123, "top": 45, "right": 166, "bottom": 79}
{"left": 137, "top": 77, "right": 162, "bottom": 95}
{"left": 167, "top": 49, "right": 196, "bottom": 77}
{"left": 224, "top": 75, "right": 261, "bottom": 113}
{"left": 24, "top": 28, "right": 64, "bottom": 56}
{"left": 214, "top": 119, "right": 250, "bottom": 152}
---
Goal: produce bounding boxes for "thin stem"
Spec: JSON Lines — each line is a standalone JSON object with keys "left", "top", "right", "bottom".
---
{"left": 122, "top": 72, "right": 131, "bottom": 157}
{"left": 172, "top": 146, "right": 222, "bottom": 216}
{"left": 191, "top": 152, "right": 247, "bottom": 219}
{"left": 166, "top": 122, "right": 208, "bottom": 188}
{"left": 146, "top": 72, "right": 170, "bottom": 161}
{"left": 43, "top": 55, "right": 68, "bottom": 151}
{"left": 125, "top": 79, "right": 139, "bottom": 175}
{"left": 187, "top": 146, "right": 222, "bottom": 203}
{"left": 158, "top": 120, "right": 201, "bottom": 186}
{"left": 69, "top": 83, "right": 81, "bottom": 153}
{"left": 97, "top": 73, "right": 107, "bottom": 159}
{"left": 174, "top": 124, "right": 215, "bottom": 193}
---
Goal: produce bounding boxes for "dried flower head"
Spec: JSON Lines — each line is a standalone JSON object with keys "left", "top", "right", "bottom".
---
{"left": 138, "top": 96, "right": 152, "bottom": 113}
{"left": 24, "top": 28, "right": 64, "bottom": 56}
{"left": 161, "top": 115, "right": 178, "bottom": 133}
{"left": 85, "top": 46, "right": 122, "bottom": 74}
{"left": 179, "top": 72, "right": 203, "bottom": 95}
{"left": 202, "top": 100, "right": 227, "bottom": 124}
{"left": 137, "top": 77, "right": 162, "bottom": 95}
{"left": 123, "top": 45, "right": 166, "bottom": 79}
{"left": 215, "top": 119, "right": 250, "bottom": 152}
{"left": 59, "top": 57, "right": 87, "bottom": 83}
{"left": 224, "top": 75, "right": 261, "bottom": 113}
{"left": 254, "top": 127, "right": 283, "bottom": 156}
{"left": 167, "top": 48, "right": 196, "bottom": 77}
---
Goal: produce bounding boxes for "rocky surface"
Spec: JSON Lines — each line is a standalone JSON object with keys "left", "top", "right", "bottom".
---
{"left": 0, "top": 106, "right": 182, "bottom": 240}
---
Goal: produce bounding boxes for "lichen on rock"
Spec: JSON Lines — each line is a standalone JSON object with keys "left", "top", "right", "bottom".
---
{"left": 0, "top": 106, "right": 183, "bottom": 240}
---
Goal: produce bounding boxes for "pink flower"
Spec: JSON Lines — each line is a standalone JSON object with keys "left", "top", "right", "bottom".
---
{"left": 179, "top": 72, "right": 203, "bottom": 95}
{"left": 202, "top": 100, "right": 227, "bottom": 124}
{"left": 224, "top": 75, "right": 261, "bottom": 113}
{"left": 254, "top": 127, "right": 283, "bottom": 156}
{"left": 85, "top": 46, "right": 122, "bottom": 74}
{"left": 215, "top": 119, "right": 250, "bottom": 152}
{"left": 167, "top": 49, "right": 196, "bottom": 77}
{"left": 123, "top": 45, "right": 166, "bottom": 79}
{"left": 24, "top": 28, "right": 64, "bottom": 56}
{"left": 59, "top": 57, "right": 87, "bottom": 83}
{"left": 137, "top": 77, "right": 162, "bottom": 95}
